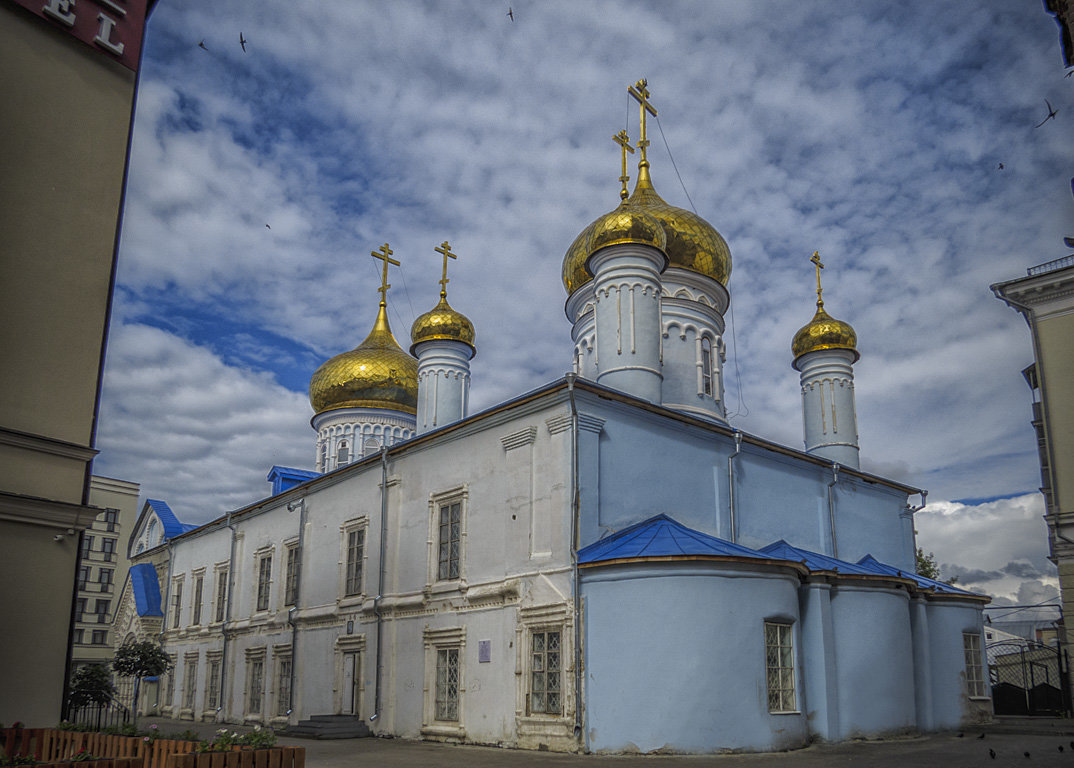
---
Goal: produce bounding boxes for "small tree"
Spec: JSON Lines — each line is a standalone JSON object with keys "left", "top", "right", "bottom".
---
{"left": 112, "top": 640, "right": 171, "bottom": 729}
{"left": 68, "top": 664, "right": 115, "bottom": 709}
{"left": 916, "top": 547, "right": 941, "bottom": 579}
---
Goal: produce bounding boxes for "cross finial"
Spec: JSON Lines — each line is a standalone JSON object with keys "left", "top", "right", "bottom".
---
{"left": 371, "top": 243, "right": 400, "bottom": 306}
{"left": 434, "top": 240, "right": 457, "bottom": 299}
{"left": 613, "top": 130, "right": 635, "bottom": 200}
{"left": 810, "top": 250, "right": 825, "bottom": 309}
{"left": 627, "top": 78, "right": 658, "bottom": 167}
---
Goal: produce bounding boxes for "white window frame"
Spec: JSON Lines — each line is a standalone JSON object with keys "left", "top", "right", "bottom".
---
{"left": 963, "top": 632, "right": 987, "bottom": 698}
{"left": 426, "top": 487, "right": 468, "bottom": 592}
{"left": 273, "top": 644, "right": 293, "bottom": 721}
{"left": 515, "top": 604, "right": 573, "bottom": 734}
{"left": 182, "top": 652, "right": 199, "bottom": 716}
{"left": 764, "top": 621, "right": 798, "bottom": 714}
{"left": 421, "top": 626, "right": 465, "bottom": 738}
{"left": 283, "top": 540, "right": 300, "bottom": 608}
{"left": 338, "top": 518, "right": 368, "bottom": 607}
{"left": 171, "top": 576, "right": 184, "bottom": 629}
{"left": 204, "top": 651, "right": 223, "bottom": 715}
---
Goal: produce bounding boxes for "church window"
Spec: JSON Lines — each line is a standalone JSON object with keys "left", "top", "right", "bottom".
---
{"left": 214, "top": 566, "right": 229, "bottom": 623}
{"left": 764, "top": 622, "right": 796, "bottom": 713}
{"left": 363, "top": 437, "right": 380, "bottom": 457}
{"left": 284, "top": 545, "right": 299, "bottom": 606}
{"left": 700, "top": 336, "right": 714, "bottom": 396}
{"left": 183, "top": 654, "right": 198, "bottom": 711}
{"left": 438, "top": 501, "right": 462, "bottom": 581}
{"left": 435, "top": 647, "right": 460, "bottom": 721}
{"left": 172, "top": 578, "right": 183, "bottom": 628}
{"left": 318, "top": 442, "right": 326, "bottom": 473}
{"left": 963, "top": 632, "right": 986, "bottom": 697}
{"left": 256, "top": 555, "right": 272, "bottom": 612}
{"left": 276, "top": 655, "right": 293, "bottom": 716}
{"left": 337, "top": 439, "right": 350, "bottom": 467}
{"left": 345, "top": 528, "right": 365, "bottom": 597}
{"left": 206, "top": 655, "right": 221, "bottom": 710}
{"left": 529, "top": 630, "right": 562, "bottom": 715}
{"left": 192, "top": 574, "right": 204, "bottom": 625}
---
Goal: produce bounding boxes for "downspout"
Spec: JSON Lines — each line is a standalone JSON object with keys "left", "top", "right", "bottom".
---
{"left": 827, "top": 462, "right": 839, "bottom": 559}
{"left": 727, "top": 431, "right": 742, "bottom": 542}
{"left": 370, "top": 446, "right": 390, "bottom": 722}
{"left": 905, "top": 490, "right": 927, "bottom": 565}
{"left": 218, "top": 512, "right": 237, "bottom": 719}
{"left": 566, "top": 373, "right": 583, "bottom": 743}
{"left": 285, "top": 499, "right": 307, "bottom": 718}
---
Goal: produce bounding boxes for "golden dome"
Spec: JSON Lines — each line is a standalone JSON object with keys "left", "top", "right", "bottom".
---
{"left": 562, "top": 166, "right": 731, "bottom": 295}
{"left": 410, "top": 295, "right": 476, "bottom": 355}
{"left": 309, "top": 304, "right": 418, "bottom": 416}
{"left": 792, "top": 305, "right": 859, "bottom": 362}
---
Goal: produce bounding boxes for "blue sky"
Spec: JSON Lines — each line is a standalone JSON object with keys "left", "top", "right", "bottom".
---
{"left": 94, "top": 0, "right": 1073, "bottom": 606}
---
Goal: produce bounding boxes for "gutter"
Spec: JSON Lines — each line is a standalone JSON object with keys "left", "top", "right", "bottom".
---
{"left": 370, "top": 447, "right": 390, "bottom": 723}
{"left": 566, "top": 373, "right": 584, "bottom": 745}
{"left": 827, "top": 462, "right": 839, "bottom": 558}
{"left": 285, "top": 498, "right": 307, "bottom": 718}
{"left": 727, "top": 431, "right": 742, "bottom": 542}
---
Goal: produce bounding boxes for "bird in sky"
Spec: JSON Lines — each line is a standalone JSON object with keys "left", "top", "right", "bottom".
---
{"left": 998, "top": 163, "right": 1004, "bottom": 170}
{"left": 198, "top": 40, "right": 208, "bottom": 51}
{"left": 507, "top": 7, "right": 514, "bottom": 20}
{"left": 240, "top": 33, "right": 247, "bottom": 52}
{"left": 265, "top": 223, "right": 271, "bottom": 230}
{"left": 1035, "top": 99, "right": 1058, "bottom": 128}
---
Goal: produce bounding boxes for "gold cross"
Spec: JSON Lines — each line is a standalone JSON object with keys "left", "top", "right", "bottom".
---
{"left": 434, "top": 240, "right": 457, "bottom": 298}
{"left": 627, "top": 78, "right": 658, "bottom": 164}
{"left": 810, "top": 250, "right": 825, "bottom": 308}
{"left": 613, "top": 130, "right": 635, "bottom": 200}
{"left": 371, "top": 243, "right": 400, "bottom": 306}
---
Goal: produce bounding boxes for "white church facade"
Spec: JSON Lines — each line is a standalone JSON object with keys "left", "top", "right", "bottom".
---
{"left": 113, "top": 81, "right": 990, "bottom": 753}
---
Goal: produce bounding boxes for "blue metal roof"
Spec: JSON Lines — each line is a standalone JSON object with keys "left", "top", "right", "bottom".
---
{"left": 266, "top": 465, "right": 321, "bottom": 497}
{"left": 130, "top": 563, "right": 163, "bottom": 617}
{"left": 856, "top": 554, "right": 976, "bottom": 595}
{"left": 578, "top": 514, "right": 780, "bottom": 564}
{"left": 759, "top": 540, "right": 877, "bottom": 575}
{"left": 145, "top": 499, "right": 191, "bottom": 539}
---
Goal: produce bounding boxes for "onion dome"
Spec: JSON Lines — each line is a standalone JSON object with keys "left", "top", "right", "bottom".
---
{"left": 563, "top": 165, "right": 732, "bottom": 296}
{"left": 309, "top": 304, "right": 418, "bottom": 415}
{"left": 792, "top": 305, "right": 859, "bottom": 362}
{"left": 410, "top": 295, "right": 476, "bottom": 356}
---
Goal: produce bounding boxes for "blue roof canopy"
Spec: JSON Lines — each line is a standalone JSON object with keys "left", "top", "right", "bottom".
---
{"left": 130, "top": 563, "right": 163, "bottom": 617}
{"left": 579, "top": 514, "right": 781, "bottom": 564}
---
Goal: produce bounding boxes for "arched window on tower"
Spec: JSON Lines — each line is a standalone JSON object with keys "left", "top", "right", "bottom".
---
{"left": 364, "top": 437, "right": 380, "bottom": 456}
{"left": 318, "top": 442, "right": 327, "bottom": 473}
{"left": 701, "top": 337, "right": 714, "bottom": 397}
{"left": 337, "top": 439, "right": 350, "bottom": 467}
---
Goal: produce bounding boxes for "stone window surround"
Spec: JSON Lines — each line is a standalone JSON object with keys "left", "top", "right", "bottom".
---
{"left": 421, "top": 626, "right": 466, "bottom": 739}
{"left": 426, "top": 486, "right": 468, "bottom": 594}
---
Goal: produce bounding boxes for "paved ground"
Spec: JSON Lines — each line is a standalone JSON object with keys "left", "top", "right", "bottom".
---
{"left": 139, "top": 716, "right": 1074, "bottom": 767}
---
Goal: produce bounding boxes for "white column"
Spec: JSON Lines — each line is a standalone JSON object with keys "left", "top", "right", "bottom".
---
{"left": 589, "top": 243, "right": 665, "bottom": 403}
{"left": 795, "top": 349, "right": 859, "bottom": 469}
{"left": 413, "top": 339, "right": 473, "bottom": 434}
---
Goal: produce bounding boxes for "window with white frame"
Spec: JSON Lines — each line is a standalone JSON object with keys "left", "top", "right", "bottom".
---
{"left": 206, "top": 655, "right": 222, "bottom": 710}
{"left": 337, "top": 439, "right": 350, "bottom": 467}
{"left": 437, "top": 501, "right": 462, "bottom": 581}
{"left": 344, "top": 527, "right": 365, "bottom": 597}
{"left": 422, "top": 627, "right": 465, "bottom": 734}
{"left": 192, "top": 573, "right": 204, "bottom": 625}
{"left": 529, "top": 629, "right": 562, "bottom": 715}
{"left": 183, "top": 654, "right": 198, "bottom": 711}
{"left": 284, "top": 545, "right": 299, "bottom": 606}
{"left": 435, "top": 648, "right": 460, "bottom": 721}
{"left": 764, "top": 622, "right": 796, "bottom": 712}
{"left": 171, "top": 578, "right": 184, "bottom": 628}
{"left": 963, "top": 632, "right": 986, "bottom": 697}
{"left": 256, "top": 554, "right": 272, "bottom": 612}
{"left": 246, "top": 650, "right": 265, "bottom": 716}
{"left": 214, "top": 566, "right": 229, "bottom": 623}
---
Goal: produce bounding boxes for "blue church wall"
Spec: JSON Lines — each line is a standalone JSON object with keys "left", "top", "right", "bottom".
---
{"left": 925, "top": 600, "right": 988, "bottom": 728}
{"left": 581, "top": 562, "right": 808, "bottom": 753}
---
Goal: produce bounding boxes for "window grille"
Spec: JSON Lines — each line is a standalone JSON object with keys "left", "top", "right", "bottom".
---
{"left": 435, "top": 647, "right": 460, "bottom": 721}
{"left": 963, "top": 632, "right": 986, "bottom": 697}
{"left": 345, "top": 530, "right": 364, "bottom": 596}
{"left": 337, "top": 440, "right": 350, "bottom": 466}
{"left": 764, "top": 622, "right": 796, "bottom": 712}
{"left": 207, "top": 659, "right": 221, "bottom": 709}
{"left": 192, "top": 576, "right": 204, "bottom": 625}
{"left": 172, "top": 580, "right": 183, "bottom": 628}
{"left": 437, "top": 502, "right": 461, "bottom": 581}
{"left": 701, "top": 337, "right": 713, "bottom": 396}
{"left": 183, "top": 658, "right": 198, "bottom": 710}
{"left": 277, "top": 658, "right": 292, "bottom": 715}
{"left": 215, "top": 569, "right": 228, "bottom": 623}
{"left": 256, "top": 555, "right": 272, "bottom": 612}
{"left": 285, "top": 547, "right": 299, "bottom": 606}
{"left": 530, "top": 630, "right": 561, "bottom": 715}
{"left": 248, "top": 659, "right": 264, "bottom": 715}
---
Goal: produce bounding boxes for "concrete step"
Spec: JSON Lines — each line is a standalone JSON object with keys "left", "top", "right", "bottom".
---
{"left": 284, "top": 715, "right": 370, "bottom": 740}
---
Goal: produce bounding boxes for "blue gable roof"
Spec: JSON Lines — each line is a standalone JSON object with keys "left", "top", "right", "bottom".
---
{"left": 130, "top": 563, "right": 163, "bottom": 617}
{"left": 578, "top": 514, "right": 780, "bottom": 564}
{"left": 145, "top": 499, "right": 192, "bottom": 539}
{"left": 267, "top": 466, "right": 321, "bottom": 497}
{"left": 856, "top": 554, "right": 976, "bottom": 595}
{"left": 759, "top": 540, "right": 877, "bottom": 575}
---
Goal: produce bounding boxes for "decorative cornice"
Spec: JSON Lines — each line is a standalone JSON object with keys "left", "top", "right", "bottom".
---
{"left": 0, "top": 490, "right": 99, "bottom": 530}
{"left": 0, "top": 426, "right": 98, "bottom": 461}
{"left": 546, "top": 413, "right": 605, "bottom": 435}
{"left": 501, "top": 426, "right": 538, "bottom": 451}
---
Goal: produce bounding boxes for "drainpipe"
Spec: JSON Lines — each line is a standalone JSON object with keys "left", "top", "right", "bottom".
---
{"left": 370, "top": 447, "right": 390, "bottom": 723}
{"left": 905, "top": 491, "right": 927, "bottom": 564}
{"left": 285, "top": 499, "right": 307, "bottom": 718}
{"left": 218, "top": 512, "right": 237, "bottom": 720}
{"left": 826, "top": 462, "right": 840, "bottom": 559}
{"left": 727, "top": 431, "right": 742, "bottom": 543}
{"left": 566, "top": 373, "right": 583, "bottom": 743}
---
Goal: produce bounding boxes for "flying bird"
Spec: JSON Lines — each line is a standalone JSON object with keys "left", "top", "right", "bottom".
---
{"left": 1024, "top": 751, "right": 1031, "bottom": 758}
{"left": 198, "top": 40, "right": 208, "bottom": 51}
{"left": 240, "top": 32, "right": 247, "bottom": 52}
{"left": 265, "top": 224, "right": 271, "bottom": 229}
{"left": 507, "top": 7, "right": 514, "bottom": 20}
{"left": 1035, "top": 99, "right": 1058, "bottom": 128}
{"left": 998, "top": 163, "right": 1004, "bottom": 170}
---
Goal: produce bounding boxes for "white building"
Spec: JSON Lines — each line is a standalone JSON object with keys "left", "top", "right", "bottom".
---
{"left": 113, "top": 82, "right": 990, "bottom": 753}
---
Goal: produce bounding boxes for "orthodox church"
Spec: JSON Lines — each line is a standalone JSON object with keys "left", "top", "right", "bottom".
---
{"left": 113, "top": 81, "right": 990, "bottom": 753}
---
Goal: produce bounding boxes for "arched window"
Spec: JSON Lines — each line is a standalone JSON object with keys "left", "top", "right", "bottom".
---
{"left": 147, "top": 519, "right": 157, "bottom": 546}
{"left": 318, "top": 442, "right": 327, "bottom": 472}
{"left": 364, "top": 437, "right": 380, "bottom": 456}
{"left": 337, "top": 440, "right": 350, "bottom": 467}
{"left": 701, "top": 337, "right": 714, "bottom": 396}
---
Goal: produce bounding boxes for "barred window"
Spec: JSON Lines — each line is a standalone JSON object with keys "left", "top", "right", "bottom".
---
{"left": 701, "top": 337, "right": 713, "bottom": 396}
{"left": 192, "top": 575, "right": 204, "bottom": 625}
{"left": 438, "top": 502, "right": 461, "bottom": 581}
{"left": 277, "top": 657, "right": 293, "bottom": 715}
{"left": 964, "top": 632, "right": 986, "bottom": 697}
{"left": 183, "top": 657, "right": 198, "bottom": 710}
{"left": 285, "top": 547, "right": 299, "bottom": 606}
{"left": 206, "top": 659, "right": 221, "bottom": 709}
{"left": 248, "top": 659, "right": 264, "bottom": 715}
{"left": 172, "top": 580, "right": 183, "bottom": 628}
{"left": 435, "top": 647, "right": 460, "bottom": 721}
{"left": 256, "top": 555, "right": 272, "bottom": 612}
{"left": 530, "top": 630, "right": 561, "bottom": 715}
{"left": 215, "top": 568, "right": 228, "bottom": 623}
{"left": 764, "top": 622, "right": 796, "bottom": 713}
{"left": 345, "top": 529, "right": 365, "bottom": 596}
